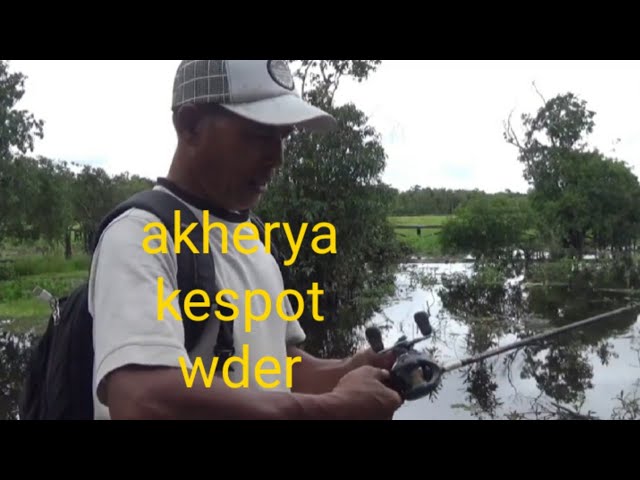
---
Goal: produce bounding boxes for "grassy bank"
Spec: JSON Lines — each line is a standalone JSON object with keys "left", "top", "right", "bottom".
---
{"left": 389, "top": 215, "right": 456, "bottom": 260}
{"left": 0, "top": 254, "right": 89, "bottom": 335}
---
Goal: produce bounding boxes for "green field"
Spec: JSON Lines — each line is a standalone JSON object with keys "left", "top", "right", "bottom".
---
{"left": 388, "top": 215, "right": 451, "bottom": 226}
{"left": 0, "top": 252, "right": 89, "bottom": 335}
{"left": 388, "top": 215, "right": 451, "bottom": 258}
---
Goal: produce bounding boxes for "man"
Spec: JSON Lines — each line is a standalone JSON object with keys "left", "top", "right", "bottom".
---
{"left": 89, "top": 60, "right": 403, "bottom": 420}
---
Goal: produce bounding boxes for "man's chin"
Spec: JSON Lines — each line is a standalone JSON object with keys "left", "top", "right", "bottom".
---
{"left": 236, "top": 192, "right": 263, "bottom": 212}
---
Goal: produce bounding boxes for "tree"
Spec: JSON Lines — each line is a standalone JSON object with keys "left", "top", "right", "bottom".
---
{"left": 0, "top": 60, "right": 45, "bottom": 242}
{"left": 391, "top": 185, "right": 490, "bottom": 216}
{"left": 504, "top": 89, "right": 640, "bottom": 258}
{"left": 1, "top": 156, "right": 73, "bottom": 252}
{"left": 439, "top": 193, "right": 538, "bottom": 268}
{"left": 0, "top": 61, "right": 44, "bottom": 159}
{"left": 72, "top": 168, "right": 155, "bottom": 253}
{"left": 504, "top": 90, "right": 596, "bottom": 189}
{"left": 256, "top": 61, "right": 406, "bottom": 358}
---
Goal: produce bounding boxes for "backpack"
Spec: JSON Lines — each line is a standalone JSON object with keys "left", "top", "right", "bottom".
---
{"left": 17, "top": 188, "right": 282, "bottom": 420}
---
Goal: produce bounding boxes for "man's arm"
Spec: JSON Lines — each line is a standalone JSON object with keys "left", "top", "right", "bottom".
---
{"left": 103, "top": 364, "right": 347, "bottom": 420}
{"left": 287, "top": 346, "right": 354, "bottom": 394}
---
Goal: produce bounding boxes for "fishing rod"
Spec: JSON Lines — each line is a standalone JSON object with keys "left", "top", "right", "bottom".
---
{"left": 365, "top": 303, "right": 640, "bottom": 401}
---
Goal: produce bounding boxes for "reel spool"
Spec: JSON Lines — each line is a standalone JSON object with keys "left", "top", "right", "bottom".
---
{"left": 366, "top": 311, "right": 442, "bottom": 401}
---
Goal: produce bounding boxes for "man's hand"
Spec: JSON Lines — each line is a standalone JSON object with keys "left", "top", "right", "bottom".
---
{"left": 286, "top": 345, "right": 397, "bottom": 396}
{"left": 349, "top": 347, "right": 396, "bottom": 372}
{"left": 328, "top": 365, "right": 403, "bottom": 420}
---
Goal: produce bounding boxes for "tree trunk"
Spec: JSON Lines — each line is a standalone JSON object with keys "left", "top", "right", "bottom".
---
{"left": 64, "top": 228, "right": 72, "bottom": 259}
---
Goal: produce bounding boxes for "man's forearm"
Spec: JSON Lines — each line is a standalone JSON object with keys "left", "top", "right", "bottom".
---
{"left": 287, "top": 346, "right": 354, "bottom": 394}
{"left": 105, "top": 365, "right": 349, "bottom": 420}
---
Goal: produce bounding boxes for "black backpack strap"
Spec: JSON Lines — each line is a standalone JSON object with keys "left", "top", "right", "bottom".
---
{"left": 249, "top": 212, "right": 284, "bottom": 270}
{"left": 249, "top": 212, "right": 293, "bottom": 290}
{"left": 248, "top": 212, "right": 300, "bottom": 318}
{"left": 91, "top": 189, "right": 233, "bottom": 359}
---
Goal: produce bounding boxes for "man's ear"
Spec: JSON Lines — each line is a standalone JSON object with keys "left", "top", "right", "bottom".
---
{"left": 173, "top": 104, "right": 204, "bottom": 144}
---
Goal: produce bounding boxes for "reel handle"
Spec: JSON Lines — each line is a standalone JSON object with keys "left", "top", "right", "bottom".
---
{"left": 365, "top": 326, "right": 385, "bottom": 353}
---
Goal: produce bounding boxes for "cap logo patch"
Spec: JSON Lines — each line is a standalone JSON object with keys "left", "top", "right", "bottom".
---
{"left": 268, "top": 60, "right": 295, "bottom": 91}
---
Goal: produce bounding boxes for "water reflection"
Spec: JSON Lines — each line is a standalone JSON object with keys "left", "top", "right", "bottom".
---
{"left": 0, "top": 330, "right": 35, "bottom": 420}
{"left": 369, "top": 263, "right": 640, "bottom": 420}
{"left": 1, "top": 262, "right": 639, "bottom": 420}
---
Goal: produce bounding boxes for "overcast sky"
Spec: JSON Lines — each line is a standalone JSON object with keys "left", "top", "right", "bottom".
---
{"left": 8, "top": 60, "right": 640, "bottom": 194}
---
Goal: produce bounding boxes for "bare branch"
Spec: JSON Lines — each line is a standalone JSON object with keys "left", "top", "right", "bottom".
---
{"left": 301, "top": 61, "right": 313, "bottom": 99}
{"left": 532, "top": 81, "right": 546, "bottom": 105}
{"left": 328, "top": 63, "right": 348, "bottom": 105}
{"left": 319, "top": 61, "right": 328, "bottom": 84}
{"left": 504, "top": 108, "right": 524, "bottom": 152}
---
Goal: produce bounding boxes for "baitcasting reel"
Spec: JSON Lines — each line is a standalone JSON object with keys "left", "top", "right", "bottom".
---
{"left": 364, "top": 304, "right": 640, "bottom": 403}
{"left": 365, "top": 311, "right": 442, "bottom": 401}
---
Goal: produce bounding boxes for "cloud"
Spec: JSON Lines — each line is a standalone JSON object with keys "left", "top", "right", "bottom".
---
{"left": 8, "top": 60, "right": 640, "bottom": 194}
{"left": 8, "top": 60, "right": 181, "bottom": 179}
{"left": 334, "top": 60, "right": 640, "bottom": 193}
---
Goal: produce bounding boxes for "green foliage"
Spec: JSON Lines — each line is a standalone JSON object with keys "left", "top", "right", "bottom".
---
{"left": 505, "top": 90, "right": 640, "bottom": 258}
{"left": 391, "top": 185, "right": 494, "bottom": 216}
{"left": 0, "top": 61, "right": 43, "bottom": 159}
{"left": 439, "top": 193, "right": 537, "bottom": 263}
{"left": 69, "top": 164, "right": 154, "bottom": 251}
{"left": 0, "top": 157, "right": 154, "bottom": 254}
{"left": 583, "top": 155, "right": 640, "bottom": 252}
{"left": 257, "top": 60, "right": 405, "bottom": 357}
{"left": 525, "top": 257, "right": 577, "bottom": 285}
{"left": 0, "top": 61, "right": 155, "bottom": 253}
{"left": 0, "top": 263, "right": 15, "bottom": 282}
{"left": 12, "top": 254, "right": 90, "bottom": 277}
{"left": 2, "top": 156, "right": 74, "bottom": 245}
{"left": 520, "top": 341, "right": 594, "bottom": 405}
{"left": 611, "top": 390, "right": 640, "bottom": 420}
{"left": 0, "top": 269, "right": 87, "bottom": 302}
{"left": 526, "top": 256, "right": 640, "bottom": 290}
{"left": 0, "top": 301, "right": 52, "bottom": 330}
{"left": 438, "top": 265, "right": 525, "bottom": 328}
{"left": 0, "top": 61, "right": 45, "bottom": 243}
{"left": 291, "top": 60, "right": 381, "bottom": 108}
{"left": 504, "top": 91, "right": 596, "bottom": 194}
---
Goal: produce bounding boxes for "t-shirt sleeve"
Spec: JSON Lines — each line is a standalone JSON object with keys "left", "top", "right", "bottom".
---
{"left": 282, "top": 294, "right": 307, "bottom": 346}
{"left": 88, "top": 209, "right": 190, "bottom": 405}
{"left": 286, "top": 320, "right": 307, "bottom": 346}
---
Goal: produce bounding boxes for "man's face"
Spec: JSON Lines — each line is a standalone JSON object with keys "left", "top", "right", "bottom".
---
{"left": 183, "top": 106, "right": 292, "bottom": 212}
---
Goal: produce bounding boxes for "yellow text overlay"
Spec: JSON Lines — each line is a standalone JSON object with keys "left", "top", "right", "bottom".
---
{"left": 141, "top": 211, "right": 336, "bottom": 266}
{"left": 178, "top": 344, "right": 302, "bottom": 390}
{"left": 156, "top": 277, "right": 324, "bottom": 333}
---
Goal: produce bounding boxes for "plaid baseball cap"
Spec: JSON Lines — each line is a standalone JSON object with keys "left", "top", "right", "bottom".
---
{"left": 172, "top": 60, "right": 337, "bottom": 132}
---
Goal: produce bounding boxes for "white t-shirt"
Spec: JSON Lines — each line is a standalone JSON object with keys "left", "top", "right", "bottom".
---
{"left": 88, "top": 183, "right": 306, "bottom": 420}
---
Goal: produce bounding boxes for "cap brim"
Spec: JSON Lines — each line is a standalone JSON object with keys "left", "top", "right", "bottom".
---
{"left": 220, "top": 94, "right": 337, "bottom": 133}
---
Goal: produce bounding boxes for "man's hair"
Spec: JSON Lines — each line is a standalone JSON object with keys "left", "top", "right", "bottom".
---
{"left": 171, "top": 102, "right": 234, "bottom": 133}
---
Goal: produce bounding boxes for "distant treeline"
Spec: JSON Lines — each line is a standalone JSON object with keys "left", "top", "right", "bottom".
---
{"left": 0, "top": 156, "right": 154, "bottom": 257}
{"left": 389, "top": 186, "right": 527, "bottom": 216}
{"left": 436, "top": 91, "right": 640, "bottom": 264}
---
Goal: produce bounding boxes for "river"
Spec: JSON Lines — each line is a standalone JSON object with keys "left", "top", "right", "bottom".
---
{"left": 1, "top": 261, "right": 639, "bottom": 420}
{"left": 372, "top": 262, "right": 640, "bottom": 419}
